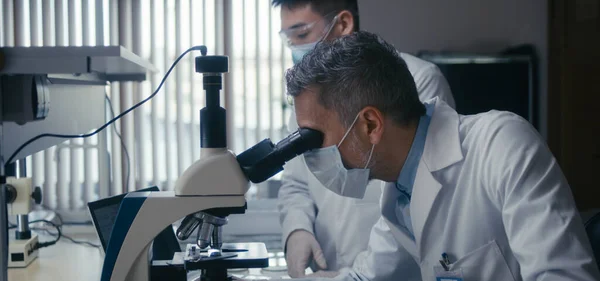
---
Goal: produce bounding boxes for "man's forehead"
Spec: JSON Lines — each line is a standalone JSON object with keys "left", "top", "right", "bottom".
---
{"left": 280, "top": 4, "right": 323, "bottom": 30}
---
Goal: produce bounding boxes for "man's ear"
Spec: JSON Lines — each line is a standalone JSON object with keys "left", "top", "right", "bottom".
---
{"left": 358, "top": 106, "right": 384, "bottom": 145}
{"left": 336, "top": 10, "right": 355, "bottom": 36}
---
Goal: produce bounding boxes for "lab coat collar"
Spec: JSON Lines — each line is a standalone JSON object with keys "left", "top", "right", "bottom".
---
{"left": 421, "top": 98, "right": 463, "bottom": 172}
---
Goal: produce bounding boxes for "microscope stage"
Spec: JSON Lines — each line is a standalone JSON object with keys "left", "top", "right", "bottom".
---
{"left": 179, "top": 242, "right": 269, "bottom": 271}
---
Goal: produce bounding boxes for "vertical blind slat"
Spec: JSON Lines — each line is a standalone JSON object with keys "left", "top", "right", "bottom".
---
{"left": 175, "top": 0, "right": 185, "bottom": 177}
{"left": 223, "top": 0, "right": 234, "bottom": 149}
{"left": 94, "top": 0, "right": 104, "bottom": 45}
{"left": 163, "top": 0, "right": 173, "bottom": 189}
{"left": 42, "top": 0, "right": 55, "bottom": 46}
{"left": 189, "top": 0, "right": 199, "bottom": 161}
{"left": 82, "top": 0, "right": 90, "bottom": 45}
{"left": 81, "top": 0, "right": 94, "bottom": 204}
{"left": 132, "top": 0, "right": 144, "bottom": 189}
{"left": 150, "top": 0, "right": 160, "bottom": 187}
{"left": 3, "top": 0, "right": 15, "bottom": 46}
{"left": 268, "top": 3, "right": 274, "bottom": 140}
{"left": 241, "top": 0, "right": 247, "bottom": 149}
{"left": 55, "top": 0, "right": 68, "bottom": 210}
{"left": 68, "top": 0, "right": 80, "bottom": 210}
{"left": 109, "top": 0, "right": 121, "bottom": 196}
{"left": 118, "top": 0, "right": 134, "bottom": 191}
{"left": 30, "top": 0, "right": 41, "bottom": 46}
{"left": 254, "top": 2, "right": 261, "bottom": 144}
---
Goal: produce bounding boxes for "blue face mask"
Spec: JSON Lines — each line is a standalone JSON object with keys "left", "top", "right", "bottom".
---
{"left": 290, "top": 16, "right": 338, "bottom": 64}
{"left": 291, "top": 41, "right": 319, "bottom": 64}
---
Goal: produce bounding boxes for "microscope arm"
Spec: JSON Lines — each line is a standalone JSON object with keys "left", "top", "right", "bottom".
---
{"left": 174, "top": 127, "right": 323, "bottom": 240}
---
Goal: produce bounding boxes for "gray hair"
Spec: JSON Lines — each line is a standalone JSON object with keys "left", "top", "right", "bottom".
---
{"left": 286, "top": 31, "right": 425, "bottom": 127}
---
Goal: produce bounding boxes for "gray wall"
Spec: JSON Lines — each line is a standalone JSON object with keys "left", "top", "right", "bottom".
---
{"left": 359, "top": 0, "right": 548, "bottom": 138}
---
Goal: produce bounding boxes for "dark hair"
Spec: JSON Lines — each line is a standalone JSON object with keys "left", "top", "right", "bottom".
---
{"left": 272, "top": 0, "right": 360, "bottom": 31}
{"left": 286, "top": 31, "right": 425, "bottom": 127}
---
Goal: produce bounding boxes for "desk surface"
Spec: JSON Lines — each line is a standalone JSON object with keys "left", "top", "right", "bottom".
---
{"left": 8, "top": 226, "right": 103, "bottom": 281}
{"left": 8, "top": 226, "right": 293, "bottom": 281}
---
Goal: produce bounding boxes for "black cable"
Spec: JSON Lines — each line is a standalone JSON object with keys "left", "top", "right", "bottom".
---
{"left": 61, "top": 233, "right": 101, "bottom": 248}
{"left": 105, "top": 94, "right": 131, "bottom": 191}
{"left": 5, "top": 45, "right": 208, "bottom": 165}
{"left": 28, "top": 219, "right": 61, "bottom": 249}
{"left": 17, "top": 207, "right": 100, "bottom": 248}
{"left": 33, "top": 227, "right": 101, "bottom": 248}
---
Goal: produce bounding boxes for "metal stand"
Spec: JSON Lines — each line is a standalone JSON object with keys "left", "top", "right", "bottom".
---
{"left": 0, "top": 172, "right": 6, "bottom": 281}
{"left": 15, "top": 215, "right": 31, "bottom": 240}
{"left": 0, "top": 74, "right": 8, "bottom": 281}
{"left": 14, "top": 160, "right": 31, "bottom": 240}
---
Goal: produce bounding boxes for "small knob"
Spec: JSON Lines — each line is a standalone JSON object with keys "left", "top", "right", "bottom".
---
{"left": 32, "top": 186, "right": 42, "bottom": 205}
{"left": 5, "top": 185, "right": 17, "bottom": 204}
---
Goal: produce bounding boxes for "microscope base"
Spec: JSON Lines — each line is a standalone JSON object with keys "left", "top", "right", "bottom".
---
{"left": 8, "top": 234, "right": 39, "bottom": 268}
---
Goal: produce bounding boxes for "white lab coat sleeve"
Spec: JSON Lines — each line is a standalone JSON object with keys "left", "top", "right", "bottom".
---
{"left": 277, "top": 112, "right": 317, "bottom": 249}
{"left": 414, "top": 65, "right": 456, "bottom": 109}
{"left": 485, "top": 114, "right": 600, "bottom": 281}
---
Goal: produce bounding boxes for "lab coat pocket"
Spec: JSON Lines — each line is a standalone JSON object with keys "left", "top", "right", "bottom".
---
{"left": 448, "top": 240, "right": 516, "bottom": 281}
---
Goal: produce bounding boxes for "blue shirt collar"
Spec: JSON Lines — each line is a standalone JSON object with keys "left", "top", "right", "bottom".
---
{"left": 396, "top": 104, "right": 434, "bottom": 196}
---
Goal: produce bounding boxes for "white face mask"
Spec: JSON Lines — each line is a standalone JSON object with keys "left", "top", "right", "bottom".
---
{"left": 303, "top": 114, "right": 375, "bottom": 199}
{"left": 290, "top": 16, "right": 338, "bottom": 64}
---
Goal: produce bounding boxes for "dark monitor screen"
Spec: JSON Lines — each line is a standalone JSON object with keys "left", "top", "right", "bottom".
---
{"left": 87, "top": 186, "right": 160, "bottom": 251}
{"left": 421, "top": 55, "right": 536, "bottom": 128}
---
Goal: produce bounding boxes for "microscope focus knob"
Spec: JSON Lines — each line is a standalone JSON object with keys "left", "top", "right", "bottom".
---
{"left": 32, "top": 186, "right": 42, "bottom": 205}
{"left": 5, "top": 185, "right": 17, "bottom": 204}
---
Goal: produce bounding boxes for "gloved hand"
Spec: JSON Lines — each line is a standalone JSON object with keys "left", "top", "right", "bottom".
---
{"left": 285, "top": 229, "right": 328, "bottom": 278}
{"left": 307, "top": 270, "right": 340, "bottom": 278}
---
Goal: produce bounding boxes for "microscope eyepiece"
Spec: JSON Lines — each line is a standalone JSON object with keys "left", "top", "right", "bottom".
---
{"left": 236, "top": 128, "right": 323, "bottom": 183}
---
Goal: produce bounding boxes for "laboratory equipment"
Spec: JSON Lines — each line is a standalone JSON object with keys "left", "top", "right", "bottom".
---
{"left": 5, "top": 177, "right": 42, "bottom": 268}
{"left": 0, "top": 46, "right": 155, "bottom": 281}
{"left": 418, "top": 52, "right": 538, "bottom": 129}
{"left": 100, "top": 48, "right": 323, "bottom": 281}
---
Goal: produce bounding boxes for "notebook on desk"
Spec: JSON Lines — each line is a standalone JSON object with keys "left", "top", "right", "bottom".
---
{"left": 86, "top": 186, "right": 181, "bottom": 259}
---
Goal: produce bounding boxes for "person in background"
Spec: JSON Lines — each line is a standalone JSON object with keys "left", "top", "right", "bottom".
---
{"left": 273, "top": 0, "right": 455, "bottom": 278}
{"left": 284, "top": 30, "right": 600, "bottom": 281}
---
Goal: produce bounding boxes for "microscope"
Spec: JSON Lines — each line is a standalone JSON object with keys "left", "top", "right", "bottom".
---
{"left": 100, "top": 48, "right": 323, "bottom": 281}
{"left": 5, "top": 177, "right": 42, "bottom": 268}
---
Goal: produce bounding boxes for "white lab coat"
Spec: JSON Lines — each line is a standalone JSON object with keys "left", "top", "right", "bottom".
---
{"left": 278, "top": 53, "right": 455, "bottom": 272}
{"left": 317, "top": 98, "right": 599, "bottom": 281}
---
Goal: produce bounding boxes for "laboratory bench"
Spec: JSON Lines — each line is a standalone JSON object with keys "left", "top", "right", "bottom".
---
{"left": 7, "top": 225, "right": 292, "bottom": 281}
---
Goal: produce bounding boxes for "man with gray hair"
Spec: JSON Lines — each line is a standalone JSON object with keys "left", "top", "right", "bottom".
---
{"left": 280, "top": 31, "right": 599, "bottom": 280}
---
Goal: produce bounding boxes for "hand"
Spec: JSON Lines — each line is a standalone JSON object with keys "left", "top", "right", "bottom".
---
{"left": 285, "top": 230, "right": 328, "bottom": 278}
{"left": 306, "top": 270, "right": 340, "bottom": 278}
